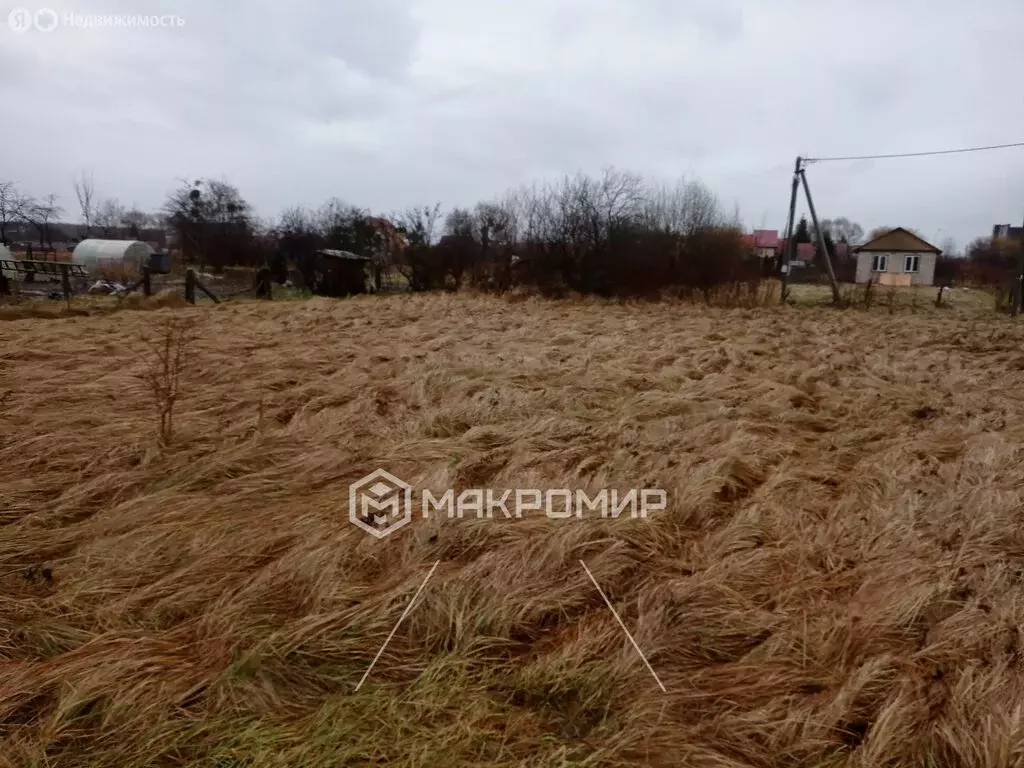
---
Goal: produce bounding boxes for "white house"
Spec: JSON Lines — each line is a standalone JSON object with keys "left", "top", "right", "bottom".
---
{"left": 853, "top": 228, "right": 941, "bottom": 286}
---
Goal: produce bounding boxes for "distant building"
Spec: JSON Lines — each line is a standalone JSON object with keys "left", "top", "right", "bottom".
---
{"left": 752, "top": 230, "right": 781, "bottom": 259}
{"left": 137, "top": 228, "right": 168, "bottom": 251}
{"left": 993, "top": 215, "right": 1024, "bottom": 242}
{"left": 311, "top": 249, "right": 372, "bottom": 296}
{"left": 779, "top": 241, "right": 816, "bottom": 267}
{"left": 853, "top": 228, "right": 941, "bottom": 286}
{"left": 3, "top": 222, "right": 169, "bottom": 253}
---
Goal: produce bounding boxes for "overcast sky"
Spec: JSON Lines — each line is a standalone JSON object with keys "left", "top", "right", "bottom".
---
{"left": 3, "top": 0, "right": 1024, "bottom": 248}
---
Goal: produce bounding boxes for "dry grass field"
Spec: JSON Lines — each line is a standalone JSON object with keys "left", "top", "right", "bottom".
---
{"left": 3, "top": 292, "right": 1024, "bottom": 767}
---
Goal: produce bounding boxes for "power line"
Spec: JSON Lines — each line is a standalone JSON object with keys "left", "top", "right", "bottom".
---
{"left": 804, "top": 140, "right": 1024, "bottom": 164}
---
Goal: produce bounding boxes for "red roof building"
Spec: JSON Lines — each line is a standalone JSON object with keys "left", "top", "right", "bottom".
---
{"left": 747, "top": 229, "right": 781, "bottom": 259}
{"left": 778, "top": 239, "right": 817, "bottom": 264}
{"left": 753, "top": 230, "right": 781, "bottom": 250}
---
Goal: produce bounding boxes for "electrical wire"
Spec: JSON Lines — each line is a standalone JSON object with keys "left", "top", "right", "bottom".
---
{"left": 804, "top": 141, "right": 1024, "bottom": 164}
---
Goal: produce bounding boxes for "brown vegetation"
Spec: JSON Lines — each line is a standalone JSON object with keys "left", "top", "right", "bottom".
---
{"left": 3, "top": 294, "right": 1024, "bottom": 766}
{"left": 0, "top": 291, "right": 188, "bottom": 322}
{"left": 278, "top": 170, "right": 766, "bottom": 299}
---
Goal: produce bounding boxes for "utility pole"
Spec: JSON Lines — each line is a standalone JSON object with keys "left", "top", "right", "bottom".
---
{"left": 1014, "top": 240, "right": 1024, "bottom": 316}
{"left": 799, "top": 169, "right": 841, "bottom": 304}
{"left": 779, "top": 156, "right": 801, "bottom": 303}
{"left": 779, "top": 155, "right": 842, "bottom": 304}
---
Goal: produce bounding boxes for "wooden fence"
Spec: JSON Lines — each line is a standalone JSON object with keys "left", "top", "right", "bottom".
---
{"left": 0, "top": 261, "right": 272, "bottom": 305}
{"left": 130, "top": 268, "right": 275, "bottom": 304}
{"left": 0, "top": 259, "right": 88, "bottom": 300}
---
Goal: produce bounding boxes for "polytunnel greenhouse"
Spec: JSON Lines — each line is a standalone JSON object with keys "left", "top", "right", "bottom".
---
{"left": 71, "top": 239, "right": 154, "bottom": 272}
{"left": 0, "top": 243, "right": 12, "bottom": 280}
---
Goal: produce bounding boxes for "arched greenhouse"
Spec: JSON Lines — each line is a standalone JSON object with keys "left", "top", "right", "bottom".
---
{"left": 71, "top": 239, "right": 154, "bottom": 273}
{"left": 0, "top": 243, "right": 12, "bottom": 280}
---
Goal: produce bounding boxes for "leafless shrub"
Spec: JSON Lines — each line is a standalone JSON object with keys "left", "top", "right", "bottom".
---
{"left": 138, "top": 315, "right": 196, "bottom": 445}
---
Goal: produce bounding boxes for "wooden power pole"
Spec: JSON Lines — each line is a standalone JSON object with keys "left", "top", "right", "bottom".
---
{"left": 799, "top": 168, "right": 842, "bottom": 304}
{"left": 779, "top": 156, "right": 842, "bottom": 305}
{"left": 779, "top": 157, "right": 801, "bottom": 303}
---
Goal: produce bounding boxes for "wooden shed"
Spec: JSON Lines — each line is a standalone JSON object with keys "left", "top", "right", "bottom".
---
{"left": 311, "top": 250, "right": 372, "bottom": 297}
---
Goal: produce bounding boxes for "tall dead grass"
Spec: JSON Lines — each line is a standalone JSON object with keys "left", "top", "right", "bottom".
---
{"left": 3, "top": 294, "right": 1024, "bottom": 766}
{"left": 0, "top": 291, "right": 187, "bottom": 322}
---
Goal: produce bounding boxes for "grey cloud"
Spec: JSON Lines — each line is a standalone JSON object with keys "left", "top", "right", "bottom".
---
{"left": 1, "top": 0, "right": 1023, "bottom": 247}
{"left": 632, "top": 0, "right": 744, "bottom": 43}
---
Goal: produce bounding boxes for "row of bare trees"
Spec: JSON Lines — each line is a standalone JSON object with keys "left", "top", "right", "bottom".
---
{"left": 390, "top": 170, "right": 758, "bottom": 298}
{"left": 73, "top": 171, "right": 163, "bottom": 239}
{"left": 5, "top": 167, "right": 765, "bottom": 298}
{"left": 0, "top": 172, "right": 166, "bottom": 249}
{"left": 267, "top": 170, "right": 760, "bottom": 298}
{"left": 0, "top": 181, "right": 64, "bottom": 248}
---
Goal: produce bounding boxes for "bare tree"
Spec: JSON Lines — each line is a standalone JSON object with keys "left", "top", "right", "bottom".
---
{"left": 820, "top": 217, "right": 864, "bottom": 244}
{"left": 22, "top": 193, "right": 64, "bottom": 248}
{"left": 643, "top": 177, "right": 723, "bottom": 236}
{"left": 94, "top": 198, "right": 127, "bottom": 237}
{"left": 0, "top": 181, "right": 30, "bottom": 245}
{"left": 393, "top": 204, "right": 443, "bottom": 290}
{"left": 444, "top": 207, "right": 475, "bottom": 239}
{"left": 122, "top": 207, "right": 158, "bottom": 235}
{"left": 470, "top": 200, "right": 516, "bottom": 290}
{"left": 164, "top": 178, "right": 254, "bottom": 271}
{"left": 939, "top": 237, "right": 960, "bottom": 258}
{"left": 73, "top": 170, "right": 96, "bottom": 236}
{"left": 396, "top": 204, "right": 442, "bottom": 247}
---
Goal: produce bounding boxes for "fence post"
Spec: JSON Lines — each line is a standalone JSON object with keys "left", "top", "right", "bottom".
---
{"left": 185, "top": 268, "right": 196, "bottom": 304}
{"left": 59, "top": 262, "right": 71, "bottom": 303}
{"left": 143, "top": 266, "right": 152, "bottom": 297}
{"left": 1016, "top": 251, "right": 1024, "bottom": 316}
{"left": 254, "top": 268, "right": 273, "bottom": 300}
{"left": 1017, "top": 243, "right": 1024, "bottom": 316}
{"left": 192, "top": 274, "right": 221, "bottom": 304}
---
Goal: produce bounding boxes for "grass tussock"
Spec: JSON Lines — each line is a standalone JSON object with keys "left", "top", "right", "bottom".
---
{"left": 3, "top": 294, "right": 1024, "bottom": 766}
